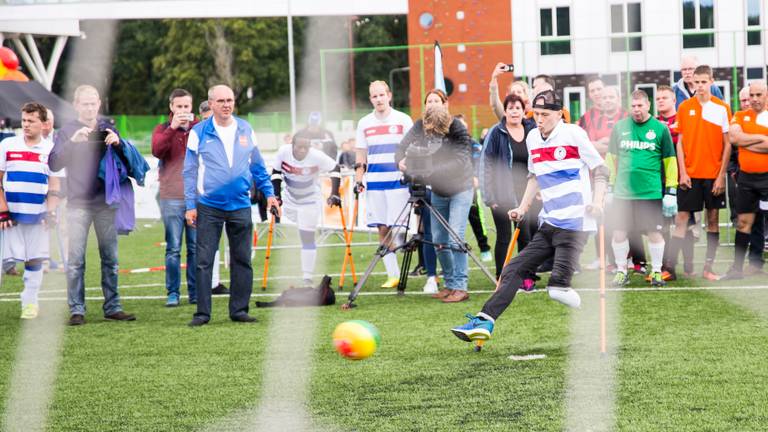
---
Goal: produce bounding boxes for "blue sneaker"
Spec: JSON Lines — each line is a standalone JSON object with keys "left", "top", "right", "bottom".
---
{"left": 165, "top": 293, "right": 180, "bottom": 307}
{"left": 451, "top": 314, "right": 494, "bottom": 342}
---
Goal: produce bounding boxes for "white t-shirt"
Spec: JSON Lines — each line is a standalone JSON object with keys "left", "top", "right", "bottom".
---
{"left": 272, "top": 145, "right": 337, "bottom": 206}
{"left": 526, "top": 121, "right": 604, "bottom": 232}
{"left": 355, "top": 108, "right": 413, "bottom": 191}
{"left": 213, "top": 119, "right": 238, "bottom": 168}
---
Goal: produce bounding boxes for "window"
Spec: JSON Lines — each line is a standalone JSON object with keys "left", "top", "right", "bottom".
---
{"left": 635, "top": 83, "right": 657, "bottom": 115}
{"left": 540, "top": 7, "right": 571, "bottom": 55}
{"left": 611, "top": 2, "right": 642, "bottom": 52}
{"left": 746, "top": 0, "right": 762, "bottom": 45}
{"left": 682, "top": 0, "right": 715, "bottom": 48}
{"left": 564, "top": 87, "right": 586, "bottom": 120}
{"left": 746, "top": 66, "right": 765, "bottom": 81}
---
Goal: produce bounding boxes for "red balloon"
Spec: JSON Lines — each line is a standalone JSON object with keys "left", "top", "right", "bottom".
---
{"left": 0, "top": 47, "right": 20, "bottom": 70}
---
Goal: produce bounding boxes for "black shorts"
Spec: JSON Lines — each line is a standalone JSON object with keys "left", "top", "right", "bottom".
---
{"left": 677, "top": 178, "right": 726, "bottom": 212}
{"left": 735, "top": 171, "right": 768, "bottom": 214}
{"left": 610, "top": 198, "right": 664, "bottom": 233}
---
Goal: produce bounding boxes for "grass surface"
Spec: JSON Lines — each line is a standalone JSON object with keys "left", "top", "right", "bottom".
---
{"left": 0, "top": 218, "right": 766, "bottom": 431}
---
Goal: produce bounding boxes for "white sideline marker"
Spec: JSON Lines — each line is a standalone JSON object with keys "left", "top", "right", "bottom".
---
{"left": 508, "top": 354, "right": 547, "bottom": 361}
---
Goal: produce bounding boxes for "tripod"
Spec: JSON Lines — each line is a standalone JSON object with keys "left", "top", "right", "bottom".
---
{"left": 342, "top": 186, "right": 497, "bottom": 309}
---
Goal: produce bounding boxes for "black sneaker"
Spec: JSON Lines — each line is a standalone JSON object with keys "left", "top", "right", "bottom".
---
{"left": 212, "top": 284, "right": 230, "bottom": 295}
{"left": 104, "top": 311, "right": 136, "bottom": 321}
{"left": 408, "top": 265, "right": 426, "bottom": 276}
{"left": 188, "top": 317, "right": 209, "bottom": 327}
{"left": 231, "top": 313, "right": 257, "bottom": 323}
{"left": 68, "top": 314, "right": 85, "bottom": 326}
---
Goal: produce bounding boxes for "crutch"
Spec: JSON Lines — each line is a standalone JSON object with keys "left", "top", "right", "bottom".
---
{"left": 599, "top": 222, "right": 607, "bottom": 355}
{"left": 494, "top": 217, "right": 522, "bottom": 292}
{"left": 338, "top": 192, "right": 358, "bottom": 290}
{"left": 260, "top": 207, "right": 278, "bottom": 291}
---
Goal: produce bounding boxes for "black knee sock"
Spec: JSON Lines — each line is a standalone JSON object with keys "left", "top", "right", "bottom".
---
{"left": 733, "top": 231, "right": 750, "bottom": 272}
{"left": 705, "top": 232, "right": 719, "bottom": 270}
{"left": 666, "top": 236, "right": 684, "bottom": 273}
{"left": 683, "top": 230, "right": 695, "bottom": 274}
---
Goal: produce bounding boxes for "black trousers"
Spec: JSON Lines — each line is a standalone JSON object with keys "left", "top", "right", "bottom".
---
{"left": 481, "top": 223, "right": 588, "bottom": 320}
{"left": 194, "top": 203, "right": 254, "bottom": 321}
{"left": 468, "top": 190, "right": 491, "bottom": 253}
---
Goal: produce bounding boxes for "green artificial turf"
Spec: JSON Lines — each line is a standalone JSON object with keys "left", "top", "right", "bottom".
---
{"left": 0, "top": 218, "right": 765, "bottom": 431}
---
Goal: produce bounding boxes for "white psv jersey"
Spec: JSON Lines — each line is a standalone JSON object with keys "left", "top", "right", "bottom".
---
{"left": 272, "top": 145, "right": 337, "bottom": 206}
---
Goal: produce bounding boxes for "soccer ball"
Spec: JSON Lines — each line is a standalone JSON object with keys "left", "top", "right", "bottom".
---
{"left": 332, "top": 320, "right": 380, "bottom": 360}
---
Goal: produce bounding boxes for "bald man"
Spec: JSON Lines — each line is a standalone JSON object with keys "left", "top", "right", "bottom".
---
{"left": 673, "top": 55, "right": 725, "bottom": 109}
{"left": 184, "top": 85, "right": 280, "bottom": 326}
{"left": 723, "top": 81, "right": 768, "bottom": 279}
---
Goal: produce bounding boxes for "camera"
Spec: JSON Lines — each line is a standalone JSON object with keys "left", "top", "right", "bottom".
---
{"left": 88, "top": 130, "right": 109, "bottom": 142}
{"left": 403, "top": 135, "right": 443, "bottom": 198}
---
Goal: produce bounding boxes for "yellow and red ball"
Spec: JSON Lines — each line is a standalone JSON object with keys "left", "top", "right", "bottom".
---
{"left": 332, "top": 320, "right": 380, "bottom": 360}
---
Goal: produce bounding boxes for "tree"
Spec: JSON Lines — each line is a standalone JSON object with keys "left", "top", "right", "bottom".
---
{"left": 352, "top": 16, "right": 409, "bottom": 108}
{"left": 151, "top": 18, "right": 307, "bottom": 113}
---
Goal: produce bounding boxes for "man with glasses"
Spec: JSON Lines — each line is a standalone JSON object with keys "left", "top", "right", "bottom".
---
{"left": 185, "top": 85, "right": 279, "bottom": 326}
{"left": 673, "top": 55, "right": 724, "bottom": 109}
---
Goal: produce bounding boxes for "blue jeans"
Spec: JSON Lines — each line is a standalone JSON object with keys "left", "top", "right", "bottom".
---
{"left": 66, "top": 206, "right": 122, "bottom": 316}
{"left": 431, "top": 188, "right": 474, "bottom": 291}
{"left": 420, "top": 190, "right": 437, "bottom": 277}
{"left": 194, "top": 203, "right": 253, "bottom": 321}
{"left": 160, "top": 199, "right": 197, "bottom": 300}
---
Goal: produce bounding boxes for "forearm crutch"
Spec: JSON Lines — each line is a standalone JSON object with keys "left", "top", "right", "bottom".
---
{"left": 338, "top": 197, "right": 358, "bottom": 290}
{"left": 494, "top": 217, "right": 522, "bottom": 292}
{"left": 599, "top": 222, "right": 607, "bottom": 355}
{"left": 261, "top": 207, "right": 278, "bottom": 291}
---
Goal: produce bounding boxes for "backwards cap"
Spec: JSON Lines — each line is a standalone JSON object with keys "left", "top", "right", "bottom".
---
{"left": 532, "top": 90, "right": 563, "bottom": 111}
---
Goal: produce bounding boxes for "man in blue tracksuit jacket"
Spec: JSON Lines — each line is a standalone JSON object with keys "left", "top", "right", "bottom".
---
{"left": 184, "top": 85, "right": 279, "bottom": 326}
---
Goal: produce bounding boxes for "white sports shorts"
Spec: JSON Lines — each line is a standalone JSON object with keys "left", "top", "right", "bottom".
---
{"left": 365, "top": 188, "right": 410, "bottom": 228}
{"left": 2, "top": 222, "right": 50, "bottom": 262}
{"left": 282, "top": 202, "right": 321, "bottom": 232}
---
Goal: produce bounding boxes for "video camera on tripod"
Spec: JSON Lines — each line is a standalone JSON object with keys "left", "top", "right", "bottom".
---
{"left": 402, "top": 135, "right": 443, "bottom": 199}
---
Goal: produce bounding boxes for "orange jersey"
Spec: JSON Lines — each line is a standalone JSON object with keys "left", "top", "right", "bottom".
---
{"left": 677, "top": 96, "right": 731, "bottom": 179}
{"left": 732, "top": 109, "right": 768, "bottom": 173}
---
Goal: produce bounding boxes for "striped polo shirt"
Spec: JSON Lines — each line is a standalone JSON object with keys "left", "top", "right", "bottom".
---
{"left": 355, "top": 109, "right": 413, "bottom": 191}
{"left": 527, "top": 121, "right": 605, "bottom": 232}
{"left": 272, "top": 144, "right": 337, "bottom": 206}
{"left": 0, "top": 135, "right": 63, "bottom": 224}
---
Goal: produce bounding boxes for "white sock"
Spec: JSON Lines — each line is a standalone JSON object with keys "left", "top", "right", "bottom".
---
{"left": 612, "top": 239, "right": 630, "bottom": 272}
{"left": 649, "top": 240, "right": 665, "bottom": 273}
{"left": 212, "top": 250, "right": 221, "bottom": 287}
{"left": 21, "top": 268, "right": 43, "bottom": 307}
{"left": 477, "top": 312, "right": 495, "bottom": 323}
{"left": 382, "top": 252, "right": 399, "bottom": 278}
{"left": 301, "top": 248, "right": 317, "bottom": 280}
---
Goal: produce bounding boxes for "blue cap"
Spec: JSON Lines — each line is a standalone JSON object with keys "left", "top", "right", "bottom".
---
{"left": 308, "top": 111, "right": 322, "bottom": 126}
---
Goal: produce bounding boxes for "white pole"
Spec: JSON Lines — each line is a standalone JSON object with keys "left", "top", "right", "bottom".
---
{"left": 45, "top": 36, "right": 69, "bottom": 91}
{"left": 287, "top": 0, "right": 297, "bottom": 132}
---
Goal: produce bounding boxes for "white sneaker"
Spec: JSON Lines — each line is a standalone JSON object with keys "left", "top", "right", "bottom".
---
{"left": 547, "top": 287, "right": 581, "bottom": 308}
{"left": 585, "top": 259, "right": 601, "bottom": 270}
{"left": 20, "top": 304, "right": 39, "bottom": 319}
{"left": 423, "top": 276, "right": 439, "bottom": 294}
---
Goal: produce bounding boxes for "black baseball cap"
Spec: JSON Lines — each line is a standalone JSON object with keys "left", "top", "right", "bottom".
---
{"left": 532, "top": 90, "right": 563, "bottom": 111}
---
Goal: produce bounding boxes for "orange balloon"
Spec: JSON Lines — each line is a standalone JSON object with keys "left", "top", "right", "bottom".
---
{"left": 3, "top": 70, "right": 29, "bottom": 82}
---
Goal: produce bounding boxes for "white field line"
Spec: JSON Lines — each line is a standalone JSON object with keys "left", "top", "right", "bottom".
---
{"left": 0, "top": 260, "right": 749, "bottom": 298}
{"left": 2, "top": 284, "right": 768, "bottom": 302}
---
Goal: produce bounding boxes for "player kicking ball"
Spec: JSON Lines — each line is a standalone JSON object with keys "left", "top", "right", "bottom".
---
{"left": 606, "top": 90, "right": 678, "bottom": 287}
{"left": 451, "top": 91, "right": 607, "bottom": 346}
{"left": 271, "top": 129, "right": 342, "bottom": 285}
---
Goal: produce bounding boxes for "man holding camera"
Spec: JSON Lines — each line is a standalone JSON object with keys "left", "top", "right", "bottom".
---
{"left": 50, "top": 85, "right": 136, "bottom": 326}
{"left": 152, "top": 89, "right": 198, "bottom": 307}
